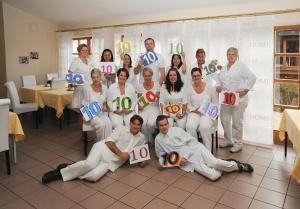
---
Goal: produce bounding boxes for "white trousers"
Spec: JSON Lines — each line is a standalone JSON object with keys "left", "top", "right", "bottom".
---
{"left": 61, "top": 141, "right": 114, "bottom": 182}
{"left": 109, "top": 111, "right": 135, "bottom": 129}
{"left": 139, "top": 106, "right": 159, "bottom": 143}
{"left": 90, "top": 114, "right": 112, "bottom": 141}
{"left": 220, "top": 98, "right": 248, "bottom": 145}
{"left": 191, "top": 143, "right": 238, "bottom": 181}
{"left": 186, "top": 112, "right": 213, "bottom": 151}
{"left": 168, "top": 116, "right": 187, "bottom": 130}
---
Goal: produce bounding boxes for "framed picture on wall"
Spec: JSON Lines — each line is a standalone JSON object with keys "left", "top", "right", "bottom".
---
{"left": 30, "top": 51, "right": 39, "bottom": 59}
{"left": 19, "top": 56, "right": 29, "bottom": 64}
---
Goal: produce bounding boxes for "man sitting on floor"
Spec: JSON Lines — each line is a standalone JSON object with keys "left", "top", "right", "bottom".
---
{"left": 154, "top": 115, "right": 253, "bottom": 181}
{"left": 42, "top": 114, "right": 146, "bottom": 184}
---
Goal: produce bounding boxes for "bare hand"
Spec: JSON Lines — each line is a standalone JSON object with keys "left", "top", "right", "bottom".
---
{"left": 138, "top": 60, "right": 144, "bottom": 67}
{"left": 102, "top": 105, "right": 107, "bottom": 112}
{"left": 113, "top": 110, "right": 122, "bottom": 115}
{"left": 180, "top": 158, "right": 187, "bottom": 166}
{"left": 238, "top": 90, "right": 248, "bottom": 98}
{"left": 216, "top": 86, "right": 222, "bottom": 93}
{"left": 119, "top": 152, "right": 130, "bottom": 160}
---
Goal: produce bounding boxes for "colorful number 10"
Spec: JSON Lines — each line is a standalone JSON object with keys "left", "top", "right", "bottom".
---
{"left": 161, "top": 151, "right": 180, "bottom": 167}
{"left": 113, "top": 96, "right": 132, "bottom": 110}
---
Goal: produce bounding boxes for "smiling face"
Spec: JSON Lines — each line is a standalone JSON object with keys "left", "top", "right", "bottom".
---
{"left": 91, "top": 72, "right": 101, "bottom": 85}
{"left": 157, "top": 118, "right": 169, "bottom": 134}
{"left": 130, "top": 119, "right": 142, "bottom": 135}
{"left": 79, "top": 46, "right": 89, "bottom": 59}
{"left": 168, "top": 70, "right": 178, "bottom": 84}
{"left": 145, "top": 39, "right": 155, "bottom": 51}
{"left": 196, "top": 53, "right": 205, "bottom": 66}
{"left": 123, "top": 54, "right": 131, "bottom": 67}
{"left": 103, "top": 51, "right": 112, "bottom": 62}
{"left": 172, "top": 55, "right": 181, "bottom": 68}
{"left": 143, "top": 70, "right": 153, "bottom": 83}
{"left": 227, "top": 51, "right": 238, "bottom": 64}
{"left": 118, "top": 71, "right": 128, "bottom": 84}
{"left": 191, "top": 70, "right": 202, "bottom": 83}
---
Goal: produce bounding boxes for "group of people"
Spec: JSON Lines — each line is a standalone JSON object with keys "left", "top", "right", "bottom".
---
{"left": 42, "top": 37, "right": 256, "bottom": 184}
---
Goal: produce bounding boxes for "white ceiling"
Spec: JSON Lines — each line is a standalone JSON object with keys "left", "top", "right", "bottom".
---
{"left": 3, "top": 0, "right": 294, "bottom": 30}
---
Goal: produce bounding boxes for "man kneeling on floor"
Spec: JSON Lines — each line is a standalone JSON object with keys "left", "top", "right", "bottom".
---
{"left": 155, "top": 115, "right": 253, "bottom": 181}
{"left": 42, "top": 114, "right": 146, "bottom": 184}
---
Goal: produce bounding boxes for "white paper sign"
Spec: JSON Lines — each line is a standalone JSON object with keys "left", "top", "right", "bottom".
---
{"left": 129, "top": 144, "right": 151, "bottom": 164}
{"left": 80, "top": 101, "right": 102, "bottom": 121}
{"left": 199, "top": 102, "right": 219, "bottom": 120}
{"left": 99, "top": 62, "right": 116, "bottom": 75}
{"left": 220, "top": 91, "right": 239, "bottom": 106}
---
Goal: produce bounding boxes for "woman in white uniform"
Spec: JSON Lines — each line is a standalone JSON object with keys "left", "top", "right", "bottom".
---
{"left": 186, "top": 67, "right": 218, "bottom": 151}
{"left": 82, "top": 69, "right": 112, "bottom": 141}
{"left": 120, "top": 53, "right": 138, "bottom": 89}
{"left": 69, "top": 44, "right": 94, "bottom": 108}
{"left": 107, "top": 68, "right": 137, "bottom": 129}
{"left": 101, "top": 49, "right": 116, "bottom": 87}
{"left": 159, "top": 68, "right": 187, "bottom": 129}
{"left": 170, "top": 53, "right": 187, "bottom": 83}
{"left": 137, "top": 67, "right": 160, "bottom": 144}
{"left": 216, "top": 47, "right": 256, "bottom": 153}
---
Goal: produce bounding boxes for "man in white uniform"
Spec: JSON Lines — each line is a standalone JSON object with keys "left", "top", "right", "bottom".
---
{"left": 42, "top": 115, "right": 146, "bottom": 184}
{"left": 134, "top": 38, "right": 165, "bottom": 86}
{"left": 216, "top": 47, "right": 256, "bottom": 153}
{"left": 155, "top": 115, "right": 253, "bottom": 181}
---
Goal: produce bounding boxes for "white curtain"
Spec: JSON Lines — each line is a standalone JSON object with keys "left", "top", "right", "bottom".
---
{"left": 90, "top": 15, "right": 274, "bottom": 144}
{"left": 57, "top": 32, "right": 73, "bottom": 78}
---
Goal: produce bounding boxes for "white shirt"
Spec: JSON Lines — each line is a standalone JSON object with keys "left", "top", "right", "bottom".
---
{"left": 155, "top": 127, "right": 199, "bottom": 172}
{"left": 107, "top": 82, "right": 137, "bottom": 111}
{"left": 186, "top": 84, "right": 218, "bottom": 112}
{"left": 82, "top": 84, "right": 108, "bottom": 107}
{"left": 136, "top": 52, "right": 165, "bottom": 83}
{"left": 69, "top": 57, "right": 94, "bottom": 84}
{"left": 104, "top": 126, "right": 146, "bottom": 171}
{"left": 216, "top": 61, "right": 256, "bottom": 96}
{"left": 137, "top": 82, "right": 160, "bottom": 109}
{"left": 159, "top": 85, "right": 187, "bottom": 107}
{"left": 118, "top": 61, "right": 138, "bottom": 89}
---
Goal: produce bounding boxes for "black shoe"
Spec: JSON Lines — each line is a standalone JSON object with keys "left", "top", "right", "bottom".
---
{"left": 237, "top": 163, "right": 254, "bottom": 173}
{"left": 57, "top": 163, "right": 69, "bottom": 171}
{"left": 42, "top": 169, "right": 62, "bottom": 184}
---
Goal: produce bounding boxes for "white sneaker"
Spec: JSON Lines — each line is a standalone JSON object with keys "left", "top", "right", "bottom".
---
{"left": 230, "top": 144, "right": 243, "bottom": 153}
{"left": 219, "top": 141, "right": 233, "bottom": 148}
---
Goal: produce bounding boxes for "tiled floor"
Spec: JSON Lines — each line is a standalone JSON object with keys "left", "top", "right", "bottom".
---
{"left": 0, "top": 113, "right": 300, "bottom": 209}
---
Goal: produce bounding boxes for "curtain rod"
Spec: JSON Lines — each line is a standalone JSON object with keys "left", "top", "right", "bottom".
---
{"left": 56, "top": 8, "right": 300, "bottom": 32}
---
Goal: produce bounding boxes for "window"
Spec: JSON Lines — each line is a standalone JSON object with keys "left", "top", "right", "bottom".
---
{"left": 72, "top": 37, "right": 92, "bottom": 56}
{"left": 274, "top": 25, "right": 300, "bottom": 111}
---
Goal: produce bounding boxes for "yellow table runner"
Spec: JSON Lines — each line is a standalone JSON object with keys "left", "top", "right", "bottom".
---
{"left": 8, "top": 112, "right": 25, "bottom": 142}
{"left": 279, "top": 109, "right": 300, "bottom": 183}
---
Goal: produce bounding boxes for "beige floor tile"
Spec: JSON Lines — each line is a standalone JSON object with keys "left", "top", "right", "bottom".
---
{"left": 82, "top": 175, "right": 116, "bottom": 191}
{"left": 107, "top": 201, "right": 134, "bottom": 209}
{"left": 64, "top": 184, "right": 97, "bottom": 203}
{"left": 228, "top": 180, "right": 258, "bottom": 197}
{"left": 236, "top": 173, "right": 263, "bottom": 186}
{"left": 249, "top": 200, "right": 281, "bottom": 209}
{"left": 260, "top": 177, "right": 289, "bottom": 194}
{"left": 134, "top": 165, "right": 159, "bottom": 178}
{"left": 138, "top": 179, "right": 168, "bottom": 196}
{"left": 9, "top": 179, "right": 43, "bottom": 196}
{"left": 265, "top": 167, "right": 290, "bottom": 182}
{"left": 80, "top": 192, "right": 116, "bottom": 209}
{"left": 287, "top": 183, "right": 300, "bottom": 198}
{"left": 158, "top": 186, "right": 190, "bottom": 206}
{"left": 284, "top": 195, "right": 300, "bottom": 209}
{"left": 219, "top": 191, "right": 252, "bottom": 209}
{"left": 143, "top": 198, "right": 177, "bottom": 209}
{"left": 213, "top": 204, "right": 232, "bottom": 209}
{"left": 152, "top": 170, "right": 181, "bottom": 184}
{"left": 119, "top": 172, "right": 149, "bottom": 188}
{"left": 102, "top": 181, "right": 134, "bottom": 199}
{"left": 120, "top": 189, "right": 154, "bottom": 209}
{"left": 0, "top": 172, "right": 32, "bottom": 187}
{"left": 254, "top": 188, "right": 285, "bottom": 208}
{"left": 181, "top": 194, "right": 215, "bottom": 209}
{"left": 0, "top": 189, "right": 19, "bottom": 207}
{"left": 48, "top": 179, "right": 82, "bottom": 194}
{"left": 194, "top": 183, "right": 226, "bottom": 202}
{"left": 173, "top": 176, "right": 202, "bottom": 193}
{"left": 0, "top": 198, "right": 35, "bottom": 209}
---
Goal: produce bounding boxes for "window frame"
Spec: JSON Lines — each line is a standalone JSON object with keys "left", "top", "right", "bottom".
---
{"left": 72, "top": 36, "right": 92, "bottom": 55}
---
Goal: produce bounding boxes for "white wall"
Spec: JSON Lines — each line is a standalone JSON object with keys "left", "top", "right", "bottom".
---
{"left": 3, "top": 2, "right": 58, "bottom": 89}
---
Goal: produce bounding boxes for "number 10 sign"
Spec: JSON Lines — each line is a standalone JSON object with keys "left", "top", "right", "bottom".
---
{"left": 129, "top": 144, "right": 150, "bottom": 164}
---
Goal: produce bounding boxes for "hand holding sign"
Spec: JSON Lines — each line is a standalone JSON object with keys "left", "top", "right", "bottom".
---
{"left": 138, "top": 91, "right": 158, "bottom": 109}
{"left": 220, "top": 91, "right": 239, "bottom": 106}
{"left": 199, "top": 102, "right": 219, "bottom": 120}
{"left": 140, "top": 51, "right": 158, "bottom": 66}
{"left": 66, "top": 73, "right": 84, "bottom": 84}
{"left": 99, "top": 62, "right": 115, "bottom": 75}
{"left": 80, "top": 101, "right": 102, "bottom": 121}
{"left": 129, "top": 144, "right": 151, "bottom": 164}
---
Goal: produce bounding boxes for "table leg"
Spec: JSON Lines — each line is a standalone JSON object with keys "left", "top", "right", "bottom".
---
{"left": 5, "top": 150, "right": 11, "bottom": 175}
{"left": 14, "top": 139, "right": 17, "bottom": 164}
{"left": 285, "top": 132, "right": 288, "bottom": 157}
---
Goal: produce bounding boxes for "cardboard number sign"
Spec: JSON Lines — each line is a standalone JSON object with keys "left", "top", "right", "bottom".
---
{"left": 129, "top": 144, "right": 151, "bottom": 164}
{"left": 80, "top": 101, "right": 102, "bottom": 121}
{"left": 220, "top": 91, "right": 239, "bottom": 106}
{"left": 160, "top": 151, "right": 181, "bottom": 167}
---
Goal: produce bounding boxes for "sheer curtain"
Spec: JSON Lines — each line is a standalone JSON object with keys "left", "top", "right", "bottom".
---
{"left": 89, "top": 15, "right": 274, "bottom": 144}
{"left": 57, "top": 32, "right": 73, "bottom": 78}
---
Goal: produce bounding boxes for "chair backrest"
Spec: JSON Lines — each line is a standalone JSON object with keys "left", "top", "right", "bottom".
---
{"left": 4, "top": 81, "right": 20, "bottom": 110}
{"left": 21, "top": 75, "right": 37, "bottom": 87}
{"left": 46, "top": 73, "right": 58, "bottom": 81}
{"left": 0, "top": 98, "right": 10, "bottom": 152}
{"left": 51, "top": 80, "right": 66, "bottom": 90}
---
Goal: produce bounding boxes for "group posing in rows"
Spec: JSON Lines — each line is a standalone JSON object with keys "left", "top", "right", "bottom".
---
{"left": 42, "top": 37, "right": 256, "bottom": 184}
